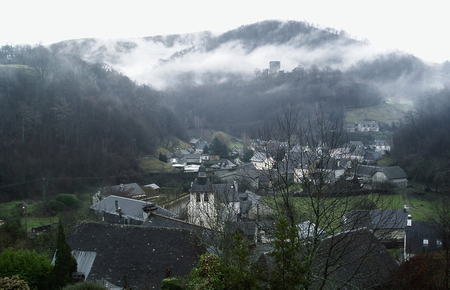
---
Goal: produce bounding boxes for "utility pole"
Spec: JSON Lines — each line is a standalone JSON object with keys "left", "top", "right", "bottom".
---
{"left": 23, "top": 206, "right": 27, "bottom": 239}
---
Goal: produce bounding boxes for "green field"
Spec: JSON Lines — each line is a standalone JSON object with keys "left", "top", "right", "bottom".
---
{"left": 344, "top": 102, "right": 413, "bottom": 125}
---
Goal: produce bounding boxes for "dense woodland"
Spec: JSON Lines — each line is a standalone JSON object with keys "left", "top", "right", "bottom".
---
{"left": 1, "top": 20, "right": 450, "bottom": 199}
{"left": 2, "top": 20, "right": 450, "bottom": 290}
{"left": 392, "top": 87, "right": 450, "bottom": 192}
{"left": 0, "top": 44, "right": 187, "bottom": 201}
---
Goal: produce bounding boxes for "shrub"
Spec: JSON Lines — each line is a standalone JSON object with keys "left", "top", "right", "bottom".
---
{"left": 0, "top": 248, "right": 53, "bottom": 290}
{"left": 61, "top": 281, "right": 107, "bottom": 290}
{"left": 0, "top": 275, "right": 31, "bottom": 290}
{"left": 161, "top": 277, "right": 184, "bottom": 290}
{"left": 54, "top": 194, "right": 80, "bottom": 209}
{"left": 48, "top": 200, "right": 68, "bottom": 212}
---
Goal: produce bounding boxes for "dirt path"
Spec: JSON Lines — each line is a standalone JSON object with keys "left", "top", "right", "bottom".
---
{"left": 402, "top": 188, "right": 431, "bottom": 218}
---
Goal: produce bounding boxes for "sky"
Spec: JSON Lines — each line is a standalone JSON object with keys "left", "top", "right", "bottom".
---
{"left": 2, "top": 0, "right": 449, "bottom": 63}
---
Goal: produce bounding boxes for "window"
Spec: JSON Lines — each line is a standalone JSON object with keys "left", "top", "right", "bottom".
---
{"left": 204, "top": 193, "right": 209, "bottom": 202}
{"left": 437, "top": 239, "right": 443, "bottom": 247}
{"left": 196, "top": 193, "right": 201, "bottom": 202}
{"left": 423, "top": 238, "right": 429, "bottom": 246}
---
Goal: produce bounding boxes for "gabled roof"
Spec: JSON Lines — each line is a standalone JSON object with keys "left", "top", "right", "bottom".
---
{"left": 364, "top": 151, "right": 384, "bottom": 162}
{"left": 297, "top": 221, "right": 326, "bottom": 239}
{"left": 250, "top": 152, "right": 272, "bottom": 162}
{"left": 67, "top": 222, "right": 206, "bottom": 290}
{"left": 189, "top": 177, "right": 214, "bottom": 192}
{"left": 355, "top": 165, "right": 378, "bottom": 177}
{"left": 239, "top": 190, "right": 262, "bottom": 214}
{"left": 406, "top": 221, "right": 442, "bottom": 255}
{"left": 110, "top": 183, "right": 145, "bottom": 198}
{"left": 213, "top": 183, "right": 239, "bottom": 203}
{"left": 378, "top": 166, "right": 408, "bottom": 180}
{"left": 143, "top": 183, "right": 160, "bottom": 190}
{"left": 210, "top": 159, "right": 236, "bottom": 169}
{"left": 90, "top": 195, "right": 177, "bottom": 221}
{"left": 257, "top": 228, "right": 398, "bottom": 289}
{"left": 343, "top": 209, "right": 408, "bottom": 231}
{"left": 72, "top": 251, "right": 96, "bottom": 280}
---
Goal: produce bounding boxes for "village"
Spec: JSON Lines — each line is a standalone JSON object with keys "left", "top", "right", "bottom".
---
{"left": 58, "top": 120, "right": 442, "bottom": 289}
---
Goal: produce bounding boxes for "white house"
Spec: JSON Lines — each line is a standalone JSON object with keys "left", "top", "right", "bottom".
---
{"left": 250, "top": 152, "right": 275, "bottom": 170}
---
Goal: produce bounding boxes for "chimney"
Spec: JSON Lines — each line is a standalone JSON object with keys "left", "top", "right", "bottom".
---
{"left": 407, "top": 214, "right": 412, "bottom": 227}
{"left": 143, "top": 203, "right": 158, "bottom": 222}
{"left": 115, "top": 200, "right": 122, "bottom": 222}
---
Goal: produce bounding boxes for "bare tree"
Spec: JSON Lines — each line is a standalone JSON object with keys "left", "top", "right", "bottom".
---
{"left": 255, "top": 105, "right": 399, "bottom": 289}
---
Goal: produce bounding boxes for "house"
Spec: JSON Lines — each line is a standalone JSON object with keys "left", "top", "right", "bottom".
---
{"left": 357, "top": 120, "right": 379, "bottom": 132}
{"left": 353, "top": 164, "right": 378, "bottom": 183}
{"left": 405, "top": 219, "right": 443, "bottom": 260}
{"left": 167, "top": 151, "right": 186, "bottom": 168}
{"left": 297, "top": 221, "right": 326, "bottom": 239}
{"left": 143, "top": 183, "right": 160, "bottom": 193}
{"left": 184, "top": 153, "right": 202, "bottom": 164}
{"left": 257, "top": 228, "right": 398, "bottom": 289}
{"left": 239, "top": 190, "right": 273, "bottom": 220}
{"left": 201, "top": 153, "right": 210, "bottom": 162}
{"left": 350, "top": 147, "right": 365, "bottom": 161}
{"left": 373, "top": 140, "right": 391, "bottom": 152}
{"left": 90, "top": 195, "right": 177, "bottom": 225}
{"left": 183, "top": 164, "right": 201, "bottom": 173}
{"left": 342, "top": 209, "right": 408, "bottom": 247}
{"left": 67, "top": 222, "right": 206, "bottom": 290}
{"left": 109, "top": 183, "right": 146, "bottom": 199}
{"left": 350, "top": 141, "right": 364, "bottom": 149}
{"left": 210, "top": 159, "right": 237, "bottom": 170}
{"left": 216, "top": 163, "right": 265, "bottom": 191}
{"left": 194, "top": 141, "right": 210, "bottom": 154}
{"left": 250, "top": 152, "right": 275, "bottom": 170}
{"left": 344, "top": 123, "right": 356, "bottom": 132}
{"left": 372, "top": 166, "right": 408, "bottom": 188}
{"left": 187, "top": 165, "right": 240, "bottom": 228}
{"left": 364, "top": 151, "right": 384, "bottom": 164}
{"left": 188, "top": 165, "right": 273, "bottom": 228}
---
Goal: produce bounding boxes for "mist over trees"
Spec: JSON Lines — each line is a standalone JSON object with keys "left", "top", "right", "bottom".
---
{"left": 0, "top": 44, "right": 186, "bottom": 201}
{"left": 1, "top": 20, "right": 450, "bottom": 201}
{"left": 392, "top": 87, "right": 450, "bottom": 191}
{"left": 165, "top": 63, "right": 383, "bottom": 136}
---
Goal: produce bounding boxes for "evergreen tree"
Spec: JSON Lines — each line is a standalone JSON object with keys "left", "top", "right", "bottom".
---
{"left": 48, "top": 221, "right": 77, "bottom": 290}
{"left": 202, "top": 145, "right": 209, "bottom": 154}
{"left": 159, "top": 152, "right": 168, "bottom": 163}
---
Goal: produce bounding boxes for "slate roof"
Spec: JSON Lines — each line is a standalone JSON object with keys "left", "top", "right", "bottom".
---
{"left": 67, "top": 222, "right": 206, "bottom": 290}
{"left": 354, "top": 165, "right": 378, "bottom": 177}
{"left": 90, "top": 195, "right": 177, "bottom": 222}
{"left": 257, "top": 228, "right": 398, "bottom": 289}
{"left": 143, "top": 183, "right": 160, "bottom": 190}
{"left": 110, "top": 183, "right": 145, "bottom": 198}
{"left": 189, "top": 176, "right": 214, "bottom": 192}
{"left": 297, "top": 221, "right": 326, "bottom": 239}
{"left": 379, "top": 166, "right": 408, "bottom": 180}
{"left": 364, "top": 151, "right": 384, "bottom": 162}
{"left": 250, "top": 152, "right": 271, "bottom": 162}
{"left": 212, "top": 183, "right": 240, "bottom": 203}
{"left": 210, "top": 159, "right": 237, "bottom": 170}
{"left": 343, "top": 209, "right": 408, "bottom": 231}
{"left": 72, "top": 251, "right": 96, "bottom": 279}
{"left": 405, "top": 221, "right": 442, "bottom": 255}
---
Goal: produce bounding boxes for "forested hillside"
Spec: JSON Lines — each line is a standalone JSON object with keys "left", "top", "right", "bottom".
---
{"left": 392, "top": 87, "right": 450, "bottom": 191}
{"left": 0, "top": 44, "right": 186, "bottom": 201}
{"left": 2, "top": 20, "right": 450, "bottom": 200}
